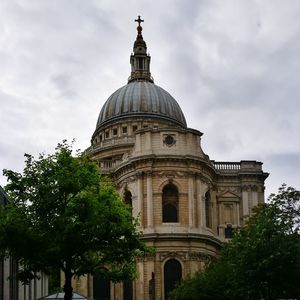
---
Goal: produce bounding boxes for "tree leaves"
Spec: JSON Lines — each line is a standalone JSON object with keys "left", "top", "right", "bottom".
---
{"left": 0, "top": 141, "right": 148, "bottom": 300}
{"left": 170, "top": 185, "right": 300, "bottom": 300}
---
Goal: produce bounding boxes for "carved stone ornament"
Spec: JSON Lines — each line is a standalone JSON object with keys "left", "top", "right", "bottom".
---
{"left": 188, "top": 251, "right": 214, "bottom": 262}
{"left": 158, "top": 251, "right": 187, "bottom": 262}
{"left": 120, "top": 175, "right": 137, "bottom": 188}
{"left": 137, "top": 252, "right": 156, "bottom": 262}
{"left": 156, "top": 171, "right": 186, "bottom": 178}
{"left": 242, "top": 184, "right": 260, "bottom": 192}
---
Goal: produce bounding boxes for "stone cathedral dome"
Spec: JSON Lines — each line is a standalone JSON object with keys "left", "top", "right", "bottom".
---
{"left": 95, "top": 16, "right": 187, "bottom": 131}
{"left": 96, "top": 81, "right": 187, "bottom": 128}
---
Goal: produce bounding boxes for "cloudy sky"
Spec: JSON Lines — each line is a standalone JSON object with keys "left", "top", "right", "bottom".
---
{"left": 0, "top": 0, "right": 299, "bottom": 197}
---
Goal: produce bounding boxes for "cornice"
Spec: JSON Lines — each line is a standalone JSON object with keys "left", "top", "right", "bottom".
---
{"left": 140, "top": 232, "right": 223, "bottom": 248}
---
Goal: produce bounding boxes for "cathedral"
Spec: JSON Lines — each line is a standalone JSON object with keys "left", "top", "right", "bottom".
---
{"left": 74, "top": 17, "right": 268, "bottom": 300}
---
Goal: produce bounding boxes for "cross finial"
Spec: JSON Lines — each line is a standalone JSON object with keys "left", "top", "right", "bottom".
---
{"left": 135, "top": 16, "right": 144, "bottom": 37}
{"left": 135, "top": 15, "right": 144, "bottom": 27}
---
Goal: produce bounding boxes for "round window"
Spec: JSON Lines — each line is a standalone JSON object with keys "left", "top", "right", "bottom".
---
{"left": 164, "top": 135, "right": 175, "bottom": 146}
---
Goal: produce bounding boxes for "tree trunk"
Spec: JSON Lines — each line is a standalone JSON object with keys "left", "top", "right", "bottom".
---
{"left": 63, "top": 264, "right": 73, "bottom": 300}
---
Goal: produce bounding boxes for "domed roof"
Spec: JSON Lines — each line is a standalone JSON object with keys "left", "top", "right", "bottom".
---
{"left": 96, "top": 81, "right": 187, "bottom": 129}
{"left": 95, "top": 17, "right": 187, "bottom": 131}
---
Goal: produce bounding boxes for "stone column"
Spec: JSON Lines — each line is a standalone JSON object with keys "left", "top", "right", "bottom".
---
{"left": 210, "top": 189, "right": 217, "bottom": 234}
{"left": 252, "top": 191, "right": 258, "bottom": 207}
{"left": 147, "top": 173, "right": 153, "bottom": 228}
{"left": 136, "top": 261, "right": 144, "bottom": 300}
{"left": 237, "top": 202, "right": 240, "bottom": 226}
{"left": 201, "top": 193, "right": 206, "bottom": 227}
{"left": 196, "top": 178, "right": 202, "bottom": 228}
{"left": 242, "top": 189, "right": 249, "bottom": 216}
{"left": 188, "top": 176, "right": 194, "bottom": 228}
{"left": 197, "top": 180, "right": 208, "bottom": 228}
{"left": 137, "top": 174, "right": 143, "bottom": 227}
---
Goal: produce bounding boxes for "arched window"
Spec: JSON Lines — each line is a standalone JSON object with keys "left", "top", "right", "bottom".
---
{"left": 123, "top": 280, "right": 133, "bottom": 300}
{"left": 205, "top": 191, "right": 211, "bottom": 228}
{"left": 162, "top": 184, "right": 179, "bottom": 223}
{"left": 93, "top": 275, "right": 110, "bottom": 300}
{"left": 124, "top": 190, "right": 132, "bottom": 216}
{"left": 164, "top": 259, "right": 182, "bottom": 299}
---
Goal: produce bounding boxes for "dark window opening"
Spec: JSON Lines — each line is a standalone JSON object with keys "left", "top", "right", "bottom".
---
{"left": 164, "top": 259, "right": 182, "bottom": 299}
{"left": 113, "top": 128, "right": 118, "bottom": 136}
{"left": 93, "top": 275, "right": 110, "bottom": 300}
{"left": 225, "top": 224, "right": 234, "bottom": 239}
{"left": 138, "top": 57, "right": 143, "bottom": 69}
{"left": 124, "top": 190, "right": 132, "bottom": 216}
{"left": 105, "top": 131, "right": 109, "bottom": 139}
{"left": 205, "top": 191, "right": 211, "bottom": 228}
{"left": 132, "top": 125, "right": 138, "bottom": 132}
{"left": 163, "top": 203, "right": 177, "bottom": 222}
{"left": 122, "top": 127, "right": 127, "bottom": 134}
{"left": 162, "top": 184, "right": 179, "bottom": 223}
{"left": 123, "top": 280, "right": 133, "bottom": 300}
{"left": 100, "top": 135, "right": 103, "bottom": 142}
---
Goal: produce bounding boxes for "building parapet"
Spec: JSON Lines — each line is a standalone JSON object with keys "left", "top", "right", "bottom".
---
{"left": 211, "top": 160, "right": 263, "bottom": 173}
{"left": 92, "top": 136, "right": 135, "bottom": 151}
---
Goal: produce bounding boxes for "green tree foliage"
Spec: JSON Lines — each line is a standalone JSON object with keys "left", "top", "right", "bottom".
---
{"left": 169, "top": 185, "right": 300, "bottom": 300}
{"left": 0, "top": 141, "right": 147, "bottom": 300}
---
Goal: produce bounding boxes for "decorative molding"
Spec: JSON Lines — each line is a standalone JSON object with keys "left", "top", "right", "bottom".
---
{"left": 241, "top": 184, "right": 259, "bottom": 192}
{"left": 137, "top": 251, "right": 215, "bottom": 263}
{"left": 137, "top": 252, "right": 156, "bottom": 262}
{"left": 188, "top": 251, "right": 214, "bottom": 262}
{"left": 217, "top": 186, "right": 240, "bottom": 194}
{"left": 156, "top": 171, "right": 185, "bottom": 178}
{"left": 120, "top": 175, "right": 137, "bottom": 188}
{"left": 158, "top": 251, "right": 187, "bottom": 262}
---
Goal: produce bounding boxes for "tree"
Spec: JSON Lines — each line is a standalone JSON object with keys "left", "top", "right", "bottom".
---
{"left": 0, "top": 141, "right": 147, "bottom": 300}
{"left": 169, "top": 185, "right": 300, "bottom": 300}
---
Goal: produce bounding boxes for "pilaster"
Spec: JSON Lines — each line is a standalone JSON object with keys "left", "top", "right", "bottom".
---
{"left": 147, "top": 172, "right": 153, "bottom": 228}
{"left": 188, "top": 176, "right": 194, "bottom": 228}
{"left": 137, "top": 173, "right": 143, "bottom": 227}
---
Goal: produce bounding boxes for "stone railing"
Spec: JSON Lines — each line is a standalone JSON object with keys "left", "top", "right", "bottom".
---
{"left": 99, "top": 160, "right": 115, "bottom": 170}
{"left": 212, "top": 161, "right": 241, "bottom": 171}
{"left": 98, "top": 160, "right": 120, "bottom": 173}
{"left": 92, "top": 136, "right": 135, "bottom": 152}
{"left": 211, "top": 160, "right": 262, "bottom": 173}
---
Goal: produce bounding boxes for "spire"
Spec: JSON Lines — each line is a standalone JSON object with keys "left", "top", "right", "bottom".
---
{"left": 128, "top": 16, "right": 153, "bottom": 83}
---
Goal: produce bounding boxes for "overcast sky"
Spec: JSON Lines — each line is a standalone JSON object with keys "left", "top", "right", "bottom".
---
{"left": 0, "top": 0, "right": 299, "bottom": 197}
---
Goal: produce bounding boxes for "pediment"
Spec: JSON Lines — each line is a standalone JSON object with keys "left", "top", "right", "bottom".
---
{"left": 217, "top": 190, "right": 240, "bottom": 202}
{"left": 221, "top": 191, "right": 237, "bottom": 198}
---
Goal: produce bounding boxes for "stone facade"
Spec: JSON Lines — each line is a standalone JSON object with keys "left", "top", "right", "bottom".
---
{"left": 77, "top": 17, "right": 268, "bottom": 300}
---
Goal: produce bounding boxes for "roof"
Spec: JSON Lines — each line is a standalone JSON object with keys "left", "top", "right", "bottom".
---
{"left": 96, "top": 81, "right": 187, "bottom": 130}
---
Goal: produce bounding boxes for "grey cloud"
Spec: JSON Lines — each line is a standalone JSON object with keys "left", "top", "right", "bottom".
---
{"left": 264, "top": 153, "right": 300, "bottom": 196}
{"left": 0, "top": 0, "right": 299, "bottom": 197}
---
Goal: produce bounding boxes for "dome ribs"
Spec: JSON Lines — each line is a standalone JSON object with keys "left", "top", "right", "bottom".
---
{"left": 96, "top": 82, "right": 187, "bottom": 130}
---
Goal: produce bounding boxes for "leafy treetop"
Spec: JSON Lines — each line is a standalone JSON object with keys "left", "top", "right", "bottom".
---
{"left": 169, "top": 184, "right": 300, "bottom": 300}
{"left": 0, "top": 141, "right": 148, "bottom": 300}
